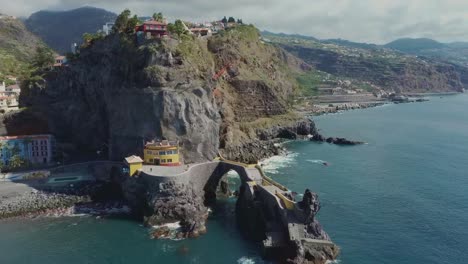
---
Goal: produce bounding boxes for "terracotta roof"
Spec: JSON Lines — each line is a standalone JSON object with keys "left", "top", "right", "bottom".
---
{"left": 125, "top": 155, "right": 143, "bottom": 164}
{"left": 6, "top": 84, "right": 19, "bottom": 90}
{"left": 55, "top": 56, "right": 66, "bottom": 60}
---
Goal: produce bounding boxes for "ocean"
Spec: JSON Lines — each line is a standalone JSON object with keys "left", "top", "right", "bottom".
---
{"left": 1, "top": 94, "right": 468, "bottom": 264}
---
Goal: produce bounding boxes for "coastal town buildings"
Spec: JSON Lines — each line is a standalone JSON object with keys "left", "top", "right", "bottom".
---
{"left": 190, "top": 27, "right": 212, "bottom": 37}
{"left": 0, "top": 134, "right": 56, "bottom": 166}
{"left": 0, "top": 81, "right": 20, "bottom": 112}
{"left": 143, "top": 140, "right": 181, "bottom": 166}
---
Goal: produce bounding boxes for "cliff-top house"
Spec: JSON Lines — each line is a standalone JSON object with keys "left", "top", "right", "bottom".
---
{"left": 135, "top": 19, "right": 168, "bottom": 38}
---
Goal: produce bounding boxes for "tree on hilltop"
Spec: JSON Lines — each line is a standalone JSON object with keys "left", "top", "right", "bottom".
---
{"left": 152, "top": 12, "right": 164, "bottom": 22}
{"left": 32, "top": 46, "right": 54, "bottom": 70}
{"left": 228, "top": 17, "right": 235, "bottom": 23}
{"left": 221, "top": 16, "right": 227, "bottom": 24}
{"left": 168, "top": 20, "right": 188, "bottom": 38}
{"left": 113, "top": 9, "right": 133, "bottom": 34}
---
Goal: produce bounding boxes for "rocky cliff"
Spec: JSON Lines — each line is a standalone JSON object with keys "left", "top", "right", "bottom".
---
{"left": 19, "top": 25, "right": 312, "bottom": 163}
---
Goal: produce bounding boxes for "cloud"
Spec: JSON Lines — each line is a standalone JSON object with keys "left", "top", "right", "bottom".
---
{"left": 1, "top": 0, "right": 468, "bottom": 44}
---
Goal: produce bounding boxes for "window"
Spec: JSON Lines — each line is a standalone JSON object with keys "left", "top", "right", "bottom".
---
{"left": 159, "top": 151, "right": 166, "bottom": 155}
{"left": 161, "top": 159, "right": 166, "bottom": 163}
{"left": 167, "top": 159, "right": 172, "bottom": 163}
{"left": 147, "top": 150, "right": 152, "bottom": 155}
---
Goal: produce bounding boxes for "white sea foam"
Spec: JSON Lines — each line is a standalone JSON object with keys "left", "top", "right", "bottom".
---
{"left": 226, "top": 170, "right": 240, "bottom": 178}
{"left": 307, "top": 159, "right": 327, "bottom": 164}
{"left": 326, "top": 260, "right": 341, "bottom": 264}
{"left": 152, "top": 221, "right": 181, "bottom": 230}
{"left": 260, "top": 152, "right": 298, "bottom": 174}
{"left": 237, "top": 256, "right": 256, "bottom": 264}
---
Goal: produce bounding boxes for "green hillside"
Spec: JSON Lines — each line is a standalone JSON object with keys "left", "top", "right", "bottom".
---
{"left": 0, "top": 16, "right": 46, "bottom": 82}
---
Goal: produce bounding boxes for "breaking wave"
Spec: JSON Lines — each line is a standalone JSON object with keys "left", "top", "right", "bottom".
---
{"left": 237, "top": 256, "right": 256, "bottom": 264}
{"left": 307, "top": 159, "right": 327, "bottom": 164}
{"left": 260, "top": 152, "right": 298, "bottom": 174}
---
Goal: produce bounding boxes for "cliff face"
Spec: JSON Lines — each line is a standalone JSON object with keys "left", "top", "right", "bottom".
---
{"left": 282, "top": 44, "right": 465, "bottom": 93}
{"left": 20, "top": 26, "right": 310, "bottom": 162}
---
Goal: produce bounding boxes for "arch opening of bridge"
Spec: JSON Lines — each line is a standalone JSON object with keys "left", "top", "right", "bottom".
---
{"left": 202, "top": 162, "right": 255, "bottom": 206}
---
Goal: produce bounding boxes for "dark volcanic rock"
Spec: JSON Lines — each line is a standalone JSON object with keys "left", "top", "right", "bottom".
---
{"left": 311, "top": 134, "right": 364, "bottom": 146}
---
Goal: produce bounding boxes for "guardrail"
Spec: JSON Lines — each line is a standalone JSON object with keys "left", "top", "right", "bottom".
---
{"left": 275, "top": 192, "right": 296, "bottom": 210}
{"left": 217, "top": 154, "right": 258, "bottom": 168}
{"left": 217, "top": 154, "right": 296, "bottom": 210}
{"left": 254, "top": 165, "right": 289, "bottom": 192}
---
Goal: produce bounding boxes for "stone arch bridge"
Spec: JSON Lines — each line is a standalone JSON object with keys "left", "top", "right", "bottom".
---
{"left": 138, "top": 157, "right": 338, "bottom": 259}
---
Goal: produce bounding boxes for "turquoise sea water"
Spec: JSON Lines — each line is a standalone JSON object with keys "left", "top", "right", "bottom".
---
{"left": 1, "top": 94, "right": 468, "bottom": 264}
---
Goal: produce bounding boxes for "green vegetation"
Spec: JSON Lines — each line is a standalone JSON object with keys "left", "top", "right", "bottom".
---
{"left": 0, "top": 16, "right": 46, "bottom": 82}
{"left": 167, "top": 20, "right": 189, "bottom": 38}
{"left": 113, "top": 9, "right": 139, "bottom": 35}
{"left": 238, "top": 112, "right": 302, "bottom": 136}
{"left": 82, "top": 32, "right": 105, "bottom": 47}
{"left": 20, "top": 46, "right": 55, "bottom": 99}
{"left": 295, "top": 70, "right": 337, "bottom": 96}
{"left": 0, "top": 142, "right": 28, "bottom": 172}
{"left": 152, "top": 12, "right": 164, "bottom": 22}
{"left": 175, "top": 34, "right": 213, "bottom": 73}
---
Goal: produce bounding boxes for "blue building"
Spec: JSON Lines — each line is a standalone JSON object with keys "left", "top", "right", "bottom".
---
{"left": 0, "top": 134, "right": 55, "bottom": 166}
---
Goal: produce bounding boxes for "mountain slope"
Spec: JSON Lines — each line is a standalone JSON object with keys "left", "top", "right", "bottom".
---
{"left": 25, "top": 7, "right": 117, "bottom": 53}
{"left": 0, "top": 15, "right": 45, "bottom": 79}
{"left": 384, "top": 38, "right": 447, "bottom": 53}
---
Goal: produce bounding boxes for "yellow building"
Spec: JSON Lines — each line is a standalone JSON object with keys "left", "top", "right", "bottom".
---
{"left": 144, "top": 140, "right": 181, "bottom": 166}
{"left": 124, "top": 155, "right": 143, "bottom": 176}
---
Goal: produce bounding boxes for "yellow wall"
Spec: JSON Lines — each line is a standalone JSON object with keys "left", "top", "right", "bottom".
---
{"left": 129, "top": 162, "right": 143, "bottom": 176}
{"left": 144, "top": 146, "right": 180, "bottom": 165}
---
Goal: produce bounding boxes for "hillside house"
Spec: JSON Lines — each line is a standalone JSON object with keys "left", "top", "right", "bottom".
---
{"left": 6, "top": 84, "right": 20, "bottom": 94}
{"left": 191, "top": 27, "right": 212, "bottom": 37}
{"left": 53, "top": 56, "right": 67, "bottom": 67}
{"left": 210, "top": 21, "right": 225, "bottom": 34}
{"left": 135, "top": 20, "right": 168, "bottom": 38}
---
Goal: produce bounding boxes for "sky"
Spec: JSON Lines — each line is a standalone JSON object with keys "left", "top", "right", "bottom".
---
{"left": 1, "top": 0, "right": 468, "bottom": 44}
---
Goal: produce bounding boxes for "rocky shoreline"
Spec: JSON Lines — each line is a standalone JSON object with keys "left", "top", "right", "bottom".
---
{"left": 0, "top": 181, "right": 132, "bottom": 221}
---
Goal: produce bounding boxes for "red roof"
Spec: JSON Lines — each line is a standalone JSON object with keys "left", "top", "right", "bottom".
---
{"left": 143, "top": 20, "right": 167, "bottom": 26}
{"left": 0, "top": 134, "right": 53, "bottom": 141}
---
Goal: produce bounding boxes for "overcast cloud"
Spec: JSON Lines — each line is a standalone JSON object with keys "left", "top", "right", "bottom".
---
{"left": 1, "top": 0, "right": 468, "bottom": 44}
